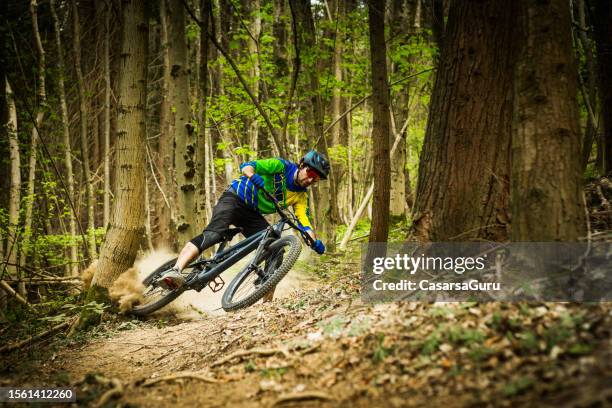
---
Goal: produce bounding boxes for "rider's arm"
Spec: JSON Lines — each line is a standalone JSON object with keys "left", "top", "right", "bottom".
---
{"left": 241, "top": 158, "right": 285, "bottom": 177}
{"left": 293, "top": 193, "right": 317, "bottom": 240}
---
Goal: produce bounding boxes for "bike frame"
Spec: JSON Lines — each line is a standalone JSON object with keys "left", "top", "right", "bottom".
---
{"left": 183, "top": 218, "right": 287, "bottom": 291}
{"left": 174, "top": 188, "right": 314, "bottom": 292}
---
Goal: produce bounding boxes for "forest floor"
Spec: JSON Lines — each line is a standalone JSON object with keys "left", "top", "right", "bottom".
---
{"left": 1, "top": 245, "right": 612, "bottom": 407}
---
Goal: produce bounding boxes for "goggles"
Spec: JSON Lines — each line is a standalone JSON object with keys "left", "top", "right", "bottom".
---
{"left": 305, "top": 167, "right": 322, "bottom": 181}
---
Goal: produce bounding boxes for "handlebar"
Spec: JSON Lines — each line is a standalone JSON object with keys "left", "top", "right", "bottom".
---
{"left": 259, "top": 187, "right": 316, "bottom": 247}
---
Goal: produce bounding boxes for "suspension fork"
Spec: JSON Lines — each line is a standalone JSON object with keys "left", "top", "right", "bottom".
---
{"left": 248, "top": 226, "right": 279, "bottom": 272}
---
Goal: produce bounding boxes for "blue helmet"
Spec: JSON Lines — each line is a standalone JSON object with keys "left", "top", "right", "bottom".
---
{"left": 301, "top": 150, "right": 330, "bottom": 180}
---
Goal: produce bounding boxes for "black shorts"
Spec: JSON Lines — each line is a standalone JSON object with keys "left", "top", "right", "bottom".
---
{"left": 195, "top": 189, "right": 269, "bottom": 240}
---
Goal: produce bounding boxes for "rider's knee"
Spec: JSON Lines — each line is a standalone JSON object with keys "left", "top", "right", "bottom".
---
{"left": 190, "top": 230, "right": 223, "bottom": 253}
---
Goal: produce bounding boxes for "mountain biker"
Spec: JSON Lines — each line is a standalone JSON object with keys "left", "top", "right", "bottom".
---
{"left": 159, "top": 150, "right": 330, "bottom": 290}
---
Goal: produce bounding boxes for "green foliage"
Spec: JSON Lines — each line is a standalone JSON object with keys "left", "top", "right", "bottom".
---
{"left": 371, "top": 333, "right": 394, "bottom": 363}
{"left": 186, "top": 22, "right": 200, "bottom": 42}
{"left": 318, "top": 315, "right": 349, "bottom": 337}
{"left": 420, "top": 331, "right": 442, "bottom": 355}
{"left": 502, "top": 376, "right": 533, "bottom": 397}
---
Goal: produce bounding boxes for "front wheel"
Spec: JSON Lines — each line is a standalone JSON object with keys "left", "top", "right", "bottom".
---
{"left": 222, "top": 235, "right": 301, "bottom": 311}
{"left": 131, "top": 258, "right": 188, "bottom": 316}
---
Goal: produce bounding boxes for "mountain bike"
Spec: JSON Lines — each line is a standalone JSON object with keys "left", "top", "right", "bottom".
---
{"left": 131, "top": 188, "right": 315, "bottom": 316}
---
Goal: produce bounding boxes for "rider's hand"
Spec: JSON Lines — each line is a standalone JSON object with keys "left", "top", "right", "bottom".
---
{"left": 312, "top": 239, "right": 325, "bottom": 255}
{"left": 249, "top": 173, "right": 265, "bottom": 190}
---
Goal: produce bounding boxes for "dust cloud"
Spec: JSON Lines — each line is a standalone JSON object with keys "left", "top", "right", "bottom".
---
{"left": 84, "top": 245, "right": 316, "bottom": 318}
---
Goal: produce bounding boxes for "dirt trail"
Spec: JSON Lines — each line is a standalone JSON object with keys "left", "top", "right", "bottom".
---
{"left": 3, "top": 252, "right": 612, "bottom": 407}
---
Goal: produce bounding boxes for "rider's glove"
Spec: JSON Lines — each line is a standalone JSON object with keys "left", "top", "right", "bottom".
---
{"left": 312, "top": 240, "right": 325, "bottom": 255}
{"left": 249, "top": 173, "right": 265, "bottom": 190}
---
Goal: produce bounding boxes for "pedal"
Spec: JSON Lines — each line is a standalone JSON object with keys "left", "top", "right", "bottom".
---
{"left": 208, "top": 275, "right": 225, "bottom": 292}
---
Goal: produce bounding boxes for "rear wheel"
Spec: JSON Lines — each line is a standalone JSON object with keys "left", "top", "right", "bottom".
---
{"left": 222, "top": 235, "right": 301, "bottom": 311}
{"left": 131, "top": 258, "right": 191, "bottom": 316}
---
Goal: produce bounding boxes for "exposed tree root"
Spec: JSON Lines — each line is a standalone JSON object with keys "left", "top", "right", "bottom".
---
{"left": 141, "top": 371, "right": 226, "bottom": 387}
{"left": 271, "top": 391, "right": 334, "bottom": 406}
{"left": 210, "top": 347, "right": 289, "bottom": 368}
{"left": 0, "top": 317, "right": 75, "bottom": 354}
{"left": 92, "top": 376, "right": 123, "bottom": 408}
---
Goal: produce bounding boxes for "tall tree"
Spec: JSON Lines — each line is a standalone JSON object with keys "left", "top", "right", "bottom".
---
{"left": 411, "top": 0, "right": 516, "bottom": 242}
{"left": 168, "top": 0, "right": 196, "bottom": 243}
{"left": 81, "top": 0, "right": 148, "bottom": 327}
{"left": 291, "top": 0, "right": 339, "bottom": 251}
{"left": 195, "top": 0, "right": 211, "bottom": 231}
{"left": 511, "top": 0, "right": 586, "bottom": 241}
{"left": 72, "top": 0, "right": 97, "bottom": 258}
{"left": 18, "top": 0, "right": 48, "bottom": 294}
{"left": 51, "top": 0, "right": 79, "bottom": 277}
{"left": 367, "top": 0, "right": 391, "bottom": 245}
{"left": 5, "top": 80, "right": 20, "bottom": 285}
{"left": 592, "top": 0, "right": 612, "bottom": 175}
{"left": 157, "top": 0, "right": 177, "bottom": 247}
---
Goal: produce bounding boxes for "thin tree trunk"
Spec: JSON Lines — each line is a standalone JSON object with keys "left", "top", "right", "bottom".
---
{"left": 168, "top": 0, "right": 196, "bottom": 243}
{"left": 103, "top": 0, "right": 112, "bottom": 229}
{"left": 512, "top": 0, "right": 586, "bottom": 241}
{"left": 292, "top": 0, "right": 339, "bottom": 250}
{"left": 5, "top": 80, "right": 20, "bottom": 283}
{"left": 195, "top": 0, "right": 211, "bottom": 231}
{"left": 247, "top": 0, "right": 261, "bottom": 155}
{"left": 51, "top": 0, "right": 79, "bottom": 277}
{"left": 592, "top": 0, "right": 612, "bottom": 174}
{"left": 19, "top": 0, "right": 48, "bottom": 295}
{"left": 72, "top": 0, "right": 97, "bottom": 259}
{"left": 81, "top": 0, "right": 148, "bottom": 328}
{"left": 158, "top": 0, "right": 176, "bottom": 247}
{"left": 367, "top": 0, "right": 391, "bottom": 249}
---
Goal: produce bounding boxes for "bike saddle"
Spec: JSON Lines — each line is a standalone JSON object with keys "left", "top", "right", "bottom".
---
{"left": 222, "top": 227, "right": 243, "bottom": 241}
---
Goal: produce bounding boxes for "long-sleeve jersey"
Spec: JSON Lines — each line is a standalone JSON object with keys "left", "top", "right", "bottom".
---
{"left": 230, "top": 158, "right": 313, "bottom": 231}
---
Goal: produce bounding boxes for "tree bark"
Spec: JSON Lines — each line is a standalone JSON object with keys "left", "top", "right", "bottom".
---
{"left": 158, "top": 0, "right": 176, "bottom": 248}
{"left": 576, "top": 0, "right": 598, "bottom": 171}
{"left": 103, "top": 0, "right": 112, "bottom": 229}
{"left": 592, "top": 0, "right": 612, "bottom": 174}
{"left": 195, "top": 0, "right": 211, "bottom": 231}
{"left": 72, "top": 0, "right": 97, "bottom": 259}
{"left": 411, "top": 0, "right": 516, "bottom": 242}
{"left": 81, "top": 0, "right": 148, "bottom": 328}
{"left": 169, "top": 0, "right": 196, "bottom": 243}
{"left": 19, "top": 0, "right": 48, "bottom": 294}
{"left": 366, "top": 0, "right": 391, "bottom": 247}
{"left": 292, "top": 0, "right": 339, "bottom": 251}
{"left": 51, "top": 0, "right": 79, "bottom": 277}
{"left": 5, "top": 80, "right": 20, "bottom": 283}
{"left": 511, "top": 0, "right": 586, "bottom": 241}
{"left": 246, "top": 0, "right": 261, "bottom": 156}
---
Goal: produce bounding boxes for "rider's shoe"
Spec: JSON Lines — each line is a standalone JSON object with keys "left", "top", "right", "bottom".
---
{"left": 159, "top": 266, "right": 185, "bottom": 290}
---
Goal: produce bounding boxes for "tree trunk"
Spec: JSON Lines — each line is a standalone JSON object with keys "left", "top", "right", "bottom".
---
{"left": 103, "top": 0, "right": 112, "bottom": 229}
{"left": 511, "top": 0, "right": 586, "bottom": 241}
{"left": 292, "top": 0, "right": 339, "bottom": 251}
{"left": 366, "top": 0, "right": 391, "bottom": 247}
{"left": 168, "top": 0, "right": 196, "bottom": 243}
{"left": 81, "top": 0, "right": 148, "bottom": 328}
{"left": 411, "top": 0, "right": 516, "bottom": 242}
{"left": 19, "top": 0, "right": 48, "bottom": 294}
{"left": 195, "top": 0, "right": 211, "bottom": 231}
{"left": 5, "top": 80, "right": 20, "bottom": 283}
{"left": 592, "top": 0, "right": 612, "bottom": 175}
{"left": 72, "top": 0, "right": 97, "bottom": 259}
{"left": 247, "top": 0, "right": 261, "bottom": 156}
{"left": 158, "top": 0, "right": 176, "bottom": 248}
{"left": 51, "top": 0, "right": 79, "bottom": 277}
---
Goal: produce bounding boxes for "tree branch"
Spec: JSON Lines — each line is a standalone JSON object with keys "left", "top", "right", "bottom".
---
{"left": 181, "top": 0, "right": 286, "bottom": 157}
